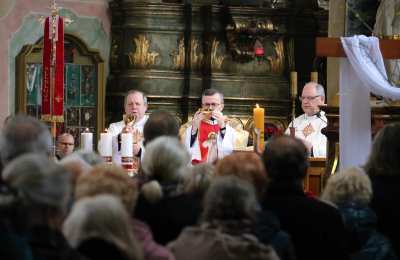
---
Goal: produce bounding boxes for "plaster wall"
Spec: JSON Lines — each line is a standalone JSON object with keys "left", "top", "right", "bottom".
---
{"left": 0, "top": 0, "right": 111, "bottom": 126}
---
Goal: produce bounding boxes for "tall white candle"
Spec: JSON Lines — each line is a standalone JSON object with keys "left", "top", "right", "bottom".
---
{"left": 121, "top": 133, "right": 133, "bottom": 157}
{"left": 98, "top": 131, "right": 112, "bottom": 157}
{"left": 81, "top": 129, "right": 93, "bottom": 152}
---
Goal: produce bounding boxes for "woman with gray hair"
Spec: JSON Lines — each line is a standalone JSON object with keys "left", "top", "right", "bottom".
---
{"left": 135, "top": 136, "right": 203, "bottom": 245}
{"left": 63, "top": 194, "right": 143, "bottom": 260}
{"left": 2, "top": 153, "right": 85, "bottom": 260}
{"left": 168, "top": 176, "right": 279, "bottom": 260}
{"left": 321, "top": 167, "right": 397, "bottom": 260}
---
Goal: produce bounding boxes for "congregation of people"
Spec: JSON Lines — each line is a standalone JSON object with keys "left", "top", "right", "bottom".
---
{"left": 1, "top": 86, "right": 399, "bottom": 260}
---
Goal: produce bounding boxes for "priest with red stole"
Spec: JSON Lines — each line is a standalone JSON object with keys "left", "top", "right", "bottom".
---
{"left": 184, "top": 89, "right": 236, "bottom": 164}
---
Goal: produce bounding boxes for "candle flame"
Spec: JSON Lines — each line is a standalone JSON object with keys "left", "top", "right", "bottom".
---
{"left": 104, "top": 128, "right": 108, "bottom": 133}
{"left": 256, "top": 104, "right": 259, "bottom": 108}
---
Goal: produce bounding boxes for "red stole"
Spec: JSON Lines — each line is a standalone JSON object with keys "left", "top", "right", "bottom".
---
{"left": 197, "top": 121, "right": 220, "bottom": 163}
{"left": 42, "top": 15, "right": 64, "bottom": 122}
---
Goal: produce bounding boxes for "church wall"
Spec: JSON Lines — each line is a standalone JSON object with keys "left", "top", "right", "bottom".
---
{"left": 0, "top": 0, "right": 111, "bottom": 127}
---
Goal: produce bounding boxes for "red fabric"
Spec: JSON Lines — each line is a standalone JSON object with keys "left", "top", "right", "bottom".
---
{"left": 197, "top": 121, "right": 220, "bottom": 163}
{"left": 41, "top": 15, "right": 64, "bottom": 122}
{"left": 53, "top": 16, "right": 64, "bottom": 119}
{"left": 41, "top": 17, "right": 51, "bottom": 119}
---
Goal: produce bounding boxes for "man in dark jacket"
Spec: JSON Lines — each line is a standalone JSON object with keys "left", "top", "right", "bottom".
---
{"left": 261, "top": 135, "right": 350, "bottom": 260}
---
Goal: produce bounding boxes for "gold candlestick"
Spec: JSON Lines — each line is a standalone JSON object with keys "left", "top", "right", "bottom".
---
{"left": 290, "top": 71, "right": 297, "bottom": 99}
{"left": 311, "top": 71, "right": 318, "bottom": 83}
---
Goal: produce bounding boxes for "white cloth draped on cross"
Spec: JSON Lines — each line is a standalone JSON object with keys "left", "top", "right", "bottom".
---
{"left": 339, "top": 35, "right": 400, "bottom": 170}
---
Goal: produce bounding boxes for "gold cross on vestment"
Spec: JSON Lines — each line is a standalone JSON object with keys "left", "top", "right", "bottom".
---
{"left": 302, "top": 123, "right": 314, "bottom": 138}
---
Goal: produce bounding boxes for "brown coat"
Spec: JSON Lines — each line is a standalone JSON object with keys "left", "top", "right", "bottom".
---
{"left": 167, "top": 226, "right": 279, "bottom": 260}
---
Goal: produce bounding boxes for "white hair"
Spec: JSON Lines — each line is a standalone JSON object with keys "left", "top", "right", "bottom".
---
{"left": 63, "top": 194, "right": 142, "bottom": 259}
{"left": 2, "top": 153, "right": 71, "bottom": 211}
{"left": 141, "top": 136, "right": 190, "bottom": 182}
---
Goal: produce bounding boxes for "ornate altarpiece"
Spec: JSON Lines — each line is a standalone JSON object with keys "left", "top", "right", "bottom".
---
{"left": 107, "top": 1, "right": 327, "bottom": 143}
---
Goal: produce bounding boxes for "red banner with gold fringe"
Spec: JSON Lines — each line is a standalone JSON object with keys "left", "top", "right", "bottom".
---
{"left": 41, "top": 15, "right": 64, "bottom": 123}
{"left": 41, "top": 17, "right": 51, "bottom": 121}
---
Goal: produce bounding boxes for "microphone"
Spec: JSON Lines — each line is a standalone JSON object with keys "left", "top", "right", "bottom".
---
{"left": 315, "top": 111, "right": 327, "bottom": 124}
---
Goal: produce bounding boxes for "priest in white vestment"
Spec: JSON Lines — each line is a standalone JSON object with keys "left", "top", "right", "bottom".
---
{"left": 184, "top": 89, "right": 236, "bottom": 164}
{"left": 285, "top": 82, "right": 327, "bottom": 157}
{"left": 108, "top": 90, "right": 149, "bottom": 164}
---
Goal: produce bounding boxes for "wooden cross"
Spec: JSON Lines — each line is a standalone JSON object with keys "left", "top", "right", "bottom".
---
{"left": 315, "top": 37, "right": 400, "bottom": 173}
{"left": 316, "top": 37, "right": 400, "bottom": 59}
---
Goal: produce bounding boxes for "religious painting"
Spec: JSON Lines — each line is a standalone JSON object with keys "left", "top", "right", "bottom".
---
{"left": 26, "top": 63, "right": 42, "bottom": 106}
{"left": 81, "top": 107, "right": 96, "bottom": 127}
{"left": 80, "top": 65, "right": 96, "bottom": 106}
{"left": 65, "top": 64, "right": 81, "bottom": 106}
{"left": 17, "top": 34, "right": 106, "bottom": 149}
{"left": 66, "top": 107, "right": 80, "bottom": 126}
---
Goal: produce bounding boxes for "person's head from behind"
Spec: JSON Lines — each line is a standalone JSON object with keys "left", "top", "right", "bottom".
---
{"left": 300, "top": 82, "right": 325, "bottom": 116}
{"left": 183, "top": 162, "right": 214, "bottom": 196}
{"left": 0, "top": 115, "right": 52, "bottom": 165}
{"left": 58, "top": 152, "right": 93, "bottom": 188}
{"left": 124, "top": 90, "right": 148, "bottom": 121}
{"left": 201, "top": 88, "right": 224, "bottom": 113}
{"left": 215, "top": 152, "right": 267, "bottom": 200}
{"left": 321, "top": 167, "right": 372, "bottom": 206}
{"left": 56, "top": 133, "right": 75, "bottom": 159}
{"left": 202, "top": 176, "right": 258, "bottom": 225}
{"left": 63, "top": 194, "right": 142, "bottom": 260}
{"left": 365, "top": 123, "right": 400, "bottom": 177}
{"left": 143, "top": 110, "right": 180, "bottom": 146}
{"left": 262, "top": 135, "right": 309, "bottom": 184}
{"left": 141, "top": 136, "right": 190, "bottom": 183}
{"left": 2, "top": 153, "right": 71, "bottom": 229}
{"left": 75, "top": 164, "right": 138, "bottom": 213}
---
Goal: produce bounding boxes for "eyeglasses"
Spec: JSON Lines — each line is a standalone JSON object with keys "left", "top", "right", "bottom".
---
{"left": 202, "top": 103, "right": 221, "bottom": 108}
{"left": 299, "top": 95, "right": 320, "bottom": 102}
{"left": 60, "top": 142, "right": 74, "bottom": 146}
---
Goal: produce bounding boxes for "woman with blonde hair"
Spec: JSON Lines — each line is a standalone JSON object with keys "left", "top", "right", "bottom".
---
{"left": 321, "top": 167, "right": 397, "bottom": 260}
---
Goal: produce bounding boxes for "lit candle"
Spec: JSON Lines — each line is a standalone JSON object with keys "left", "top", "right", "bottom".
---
{"left": 121, "top": 133, "right": 133, "bottom": 157}
{"left": 290, "top": 71, "right": 297, "bottom": 98}
{"left": 311, "top": 71, "right": 318, "bottom": 83}
{"left": 81, "top": 128, "right": 93, "bottom": 152}
{"left": 253, "top": 104, "right": 265, "bottom": 152}
{"left": 98, "top": 129, "right": 112, "bottom": 157}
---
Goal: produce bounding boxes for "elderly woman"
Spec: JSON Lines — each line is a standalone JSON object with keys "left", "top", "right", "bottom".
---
{"left": 215, "top": 152, "right": 295, "bottom": 260}
{"left": 2, "top": 153, "right": 85, "bottom": 260}
{"left": 63, "top": 194, "right": 142, "bottom": 260}
{"left": 168, "top": 176, "right": 279, "bottom": 260}
{"left": 321, "top": 167, "right": 397, "bottom": 260}
{"left": 73, "top": 164, "right": 174, "bottom": 260}
{"left": 135, "top": 136, "right": 203, "bottom": 245}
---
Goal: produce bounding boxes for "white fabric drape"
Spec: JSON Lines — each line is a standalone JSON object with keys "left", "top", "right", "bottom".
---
{"left": 339, "top": 35, "right": 400, "bottom": 170}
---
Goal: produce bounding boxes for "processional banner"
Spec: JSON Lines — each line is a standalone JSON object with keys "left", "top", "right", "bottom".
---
{"left": 41, "top": 15, "right": 64, "bottom": 122}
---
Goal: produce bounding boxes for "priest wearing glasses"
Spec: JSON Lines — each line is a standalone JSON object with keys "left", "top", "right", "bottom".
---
{"left": 285, "top": 82, "right": 328, "bottom": 157}
{"left": 184, "top": 89, "right": 236, "bottom": 164}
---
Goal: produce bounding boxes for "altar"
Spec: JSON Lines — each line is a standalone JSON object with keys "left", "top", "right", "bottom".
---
{"left": 305, "top": 157, "right": 326, "bottom": 197}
